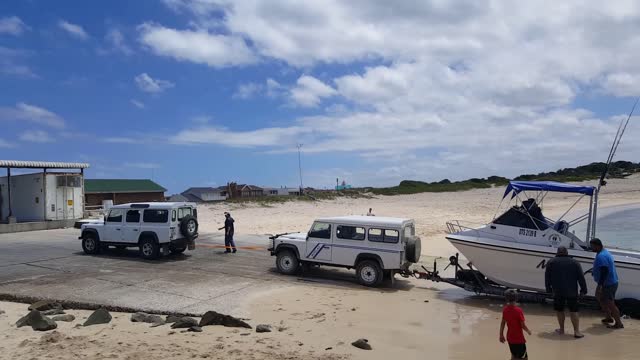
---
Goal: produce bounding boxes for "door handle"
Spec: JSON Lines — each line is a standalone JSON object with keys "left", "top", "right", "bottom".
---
{"left": 490, "top": 225, "right": 496, "bottom": 229}
{"left": 116, "top": 228, "right": 121, "bottom": 231}
{"left": 133, "top": 229, "right": 139, "bottom": 232}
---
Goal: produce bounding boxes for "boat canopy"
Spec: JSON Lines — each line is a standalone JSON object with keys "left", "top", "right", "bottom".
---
{"left": 503, "top": 181, "right": 595, "bottom": 198}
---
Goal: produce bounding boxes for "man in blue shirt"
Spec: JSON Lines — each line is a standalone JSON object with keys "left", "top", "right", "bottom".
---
{"left": 590, "top": 238, "right": 623, "bottom": 329}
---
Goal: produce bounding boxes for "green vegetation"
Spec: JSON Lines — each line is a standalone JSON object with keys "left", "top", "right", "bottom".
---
{"left": 369, "top": 161, "right": 640, "bottom": 196}
{"left": 224, "top": 161, "right": 640, "bottom": 203}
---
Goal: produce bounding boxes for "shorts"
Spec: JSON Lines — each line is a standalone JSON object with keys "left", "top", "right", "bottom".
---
{"left": 601, "top": 283, "right": 618, "bottom": 301}
{"left": 509, "top": 343, "right": 528, "bottom": 359}
{"left": 554, "top": 296, "right": 579, "bottom": 312}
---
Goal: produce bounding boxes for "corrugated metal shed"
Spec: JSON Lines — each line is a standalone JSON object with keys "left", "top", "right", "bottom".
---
{"left": 0, "top": 160, "right": 90, "bottom": 169}
{"left": 85, "top": 179, "right": 167, "bottom": 193}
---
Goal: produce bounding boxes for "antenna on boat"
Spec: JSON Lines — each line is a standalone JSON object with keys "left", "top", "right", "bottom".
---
{"left": 598, "top": 97, "right": 640, "bottom": 191}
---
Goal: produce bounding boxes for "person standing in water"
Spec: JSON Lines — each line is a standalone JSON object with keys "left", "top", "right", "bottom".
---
{"left": 218, "top": 212, "right": 237, "bottom": 253}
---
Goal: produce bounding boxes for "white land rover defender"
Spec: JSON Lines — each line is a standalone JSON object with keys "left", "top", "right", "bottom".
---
{"left": 79, "top": 202, "right": 199, "bottom": 260}
{"left": 268, "top": 216, "right": 421, "bottom": 286}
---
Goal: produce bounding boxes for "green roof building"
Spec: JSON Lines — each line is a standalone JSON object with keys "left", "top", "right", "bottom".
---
{"left": 84, "top": 179, "right": 167, "bottom": 206}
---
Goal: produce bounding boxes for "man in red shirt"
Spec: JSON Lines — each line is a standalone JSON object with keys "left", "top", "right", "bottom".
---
{"left": 500, "top": 289, "right": 532, "bottom": 359}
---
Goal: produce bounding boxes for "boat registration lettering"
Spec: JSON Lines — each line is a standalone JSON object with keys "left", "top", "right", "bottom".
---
{"left": 519, "top": 228, "right": 537, "bottom": 237}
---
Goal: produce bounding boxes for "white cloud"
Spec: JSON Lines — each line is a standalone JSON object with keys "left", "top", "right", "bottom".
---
{"left": 0, "top": 138, "right": 14, "bottom": 148}
{"left": 58, "top": 20, "right": 89, "bottom": 40}
{"left": 233, "top": 82, "right": 262, "bottom": 99}
{"left": 0, "top": 103, "right": 65, "bottom": 128}
{"left": 103, "top": 137, "right": 137, "bottom": 144}
{"left": 104, "top": 28, "right": 133, "bottom": 55}
{"left": 289, "top": 75, "right": 337, "bottom": 107}
{"left": 134, "top": 73, "right": 174, "bottom": 93}
{"left": 601, "top": 73, "right": 640, "bottom": 97}
{"left": 138, "top": 23, "right": 256, "bottom": 68}
{"left": 0, "top": 46, "right": 36, "bottom": 78}
{"left": 19, "top": 130, "right": 54, "bottom": 143}
{"left": 172, "top": 125, "right": 307, "bottom": 147}
{"left": 233, "top": 78, "right": 284, "bottom": 100}
{"left": 130, "top": 99, "right": 145, "bottom": 109}
{"left": 0, "top": 16, "right": 28, "bottom": 35}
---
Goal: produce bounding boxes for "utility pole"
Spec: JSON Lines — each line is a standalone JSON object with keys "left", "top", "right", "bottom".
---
{"left": 297, "top": 144, "right": 304, "bottom": 195}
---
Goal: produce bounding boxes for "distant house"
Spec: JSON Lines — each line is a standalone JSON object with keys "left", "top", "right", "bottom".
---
{"left": 84, "top": 179, "right": 167, "bottom": 206}
{"left": 238, "top": 184, "right": 263, "bottom": 198}
{"left": 263, "top": 187, "right": 301, "bottom": 196}
{"left": 181, "top": 187, "right": 228, "bottom": 202}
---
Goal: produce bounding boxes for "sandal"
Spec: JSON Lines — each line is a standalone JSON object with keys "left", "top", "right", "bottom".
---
{"left": 601, "top": 318, "right": 614, "bottom": 324}
{"left": 606, "top": 323, "right": 624, "bottom": 329}
{"left": 554, "top": 329, "right": 565, "bottom": 335}
{"left": 574, "top": 334, "right": 585, "bottom": 339}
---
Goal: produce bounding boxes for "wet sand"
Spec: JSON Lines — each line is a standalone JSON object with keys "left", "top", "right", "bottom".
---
{"left": 246, "top": 280, "right": 640, "bottom": 360}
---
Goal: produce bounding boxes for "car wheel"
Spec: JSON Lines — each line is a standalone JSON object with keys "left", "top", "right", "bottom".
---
{"left": 169, "top": 245, "right": 187, "bottom": 254}
{"left": 82, "top": 234, "right": 100, "bottom": 255}
{"left": 356, "top": 260, "right": 383, "bottom": 287}
{"left": 139, "top": 237, "right": 160, "bottom": 260}
{"left": 406, "top": 236, "right": 422, "bottom": 263}
{"left": 276, "top": 250, "right": 299, "bottom": 275}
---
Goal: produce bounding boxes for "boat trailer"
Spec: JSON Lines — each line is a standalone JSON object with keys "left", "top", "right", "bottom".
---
{"left": 401, "top": 253, "right": 555, "bottom": 303}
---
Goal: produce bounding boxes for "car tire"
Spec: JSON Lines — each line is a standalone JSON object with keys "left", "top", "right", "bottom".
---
{"left": 180, "top": 215, "right": 199, "bottom": 239}
{"left": 356, "top": 260, "right": 383, "bottom": 287}
{"left": 139, "top": 237, "right": 160, "bottom": 260}
{"left": 276, "top": 250, "right": 299, "bottom": 275}
{"left": 406, "top": 236, "right": 422, "bottom": 263}
{"left": 169, "top": 245, "right": 187, "bottom": 254}
{"left": 82, "top": 233, "right": 100, "bottom": 255}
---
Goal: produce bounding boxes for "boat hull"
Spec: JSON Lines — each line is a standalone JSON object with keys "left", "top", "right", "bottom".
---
{"left": 447, "top": 235, "right": 640, "bottom": 300}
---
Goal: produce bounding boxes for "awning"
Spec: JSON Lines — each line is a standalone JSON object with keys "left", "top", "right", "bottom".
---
{"left": 0, "top": 160, "right": 90, "bottom": 169}
{"left": 503, "top": 181, "right": 595, "bottom": 198}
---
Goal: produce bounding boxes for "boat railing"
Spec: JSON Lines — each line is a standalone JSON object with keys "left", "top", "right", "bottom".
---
{"left": 446, "top": 220, "right": 487, "bottom": 234}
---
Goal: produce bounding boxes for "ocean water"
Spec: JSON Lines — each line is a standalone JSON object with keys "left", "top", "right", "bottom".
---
{"left": 593, "top": 206, "right": 640, "bottom": 251}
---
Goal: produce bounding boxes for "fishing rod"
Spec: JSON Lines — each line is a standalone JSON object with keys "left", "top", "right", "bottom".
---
{"left": 598, "top": 97, "right": 640, "bottom": 191}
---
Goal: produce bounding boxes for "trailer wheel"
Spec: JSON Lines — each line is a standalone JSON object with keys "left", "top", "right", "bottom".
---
{"left": 82, "top": 234, "right": 100, "bottom": 255}
{"left": 276, "top": 250, "right": 299, "bottom": 275}
{"left": 356, "top": 260, "right": 383, "bottom": 287}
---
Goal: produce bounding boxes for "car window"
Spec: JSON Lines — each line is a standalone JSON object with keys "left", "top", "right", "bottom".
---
{"left": 384, "top": 229, "right": 400, "bottom": 243}
{"left": 106, "top": 209, "right": 124, "bottom": 223}
{"left": 336, "top": 225, "right": 365, "bottom": 240}
{"left": 404, "top": 224, "right": 415, "bottom": 239}
{"left": 171, "top": 210, "right": 177, "bottom": 222}
{"left": 143, "top": 209, "right": 169, "bottom": 223}
{"left": 178, "top": 207, "right": 192, "bottom": 221}
{"left": 126, "top": 210, "right": 140, "bottom": 223}
{"left": 308, "top": 222, "right": 331, "bottom": 239}
{"left": 192, "top": 208, "right": 198, "bottom": 218}
{"left": 368, "top": 228, "right": 384, "bottom": 242}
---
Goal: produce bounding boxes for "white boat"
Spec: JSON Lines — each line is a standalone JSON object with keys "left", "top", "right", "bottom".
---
{"left": 446, "top": 180, "right": 640, "bottom": 300}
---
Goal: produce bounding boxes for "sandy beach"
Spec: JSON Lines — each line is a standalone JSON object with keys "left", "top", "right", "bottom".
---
{"left": 1, "top": 176, "right": 640, "bottom": 359}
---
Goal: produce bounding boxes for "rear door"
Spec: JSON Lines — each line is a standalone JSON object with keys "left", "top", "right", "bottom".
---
{"left": 304, "top": 222, "right": 333, "bottom": 262}
{"left": 103, "top": 209, "right": 124, "bottom": 241}
{"left": 121, "top": 209, "right": 141, "bottom": 243}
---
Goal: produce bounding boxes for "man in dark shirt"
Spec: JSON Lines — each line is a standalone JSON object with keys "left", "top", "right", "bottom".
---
{"left": 218, "top": 212, "right": 237, "bottom": 253}
{"left": 545, "top": 246, "right": 587, "bottom": 338}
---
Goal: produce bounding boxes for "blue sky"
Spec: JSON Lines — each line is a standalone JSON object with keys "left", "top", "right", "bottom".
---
{"left": 1, "top": 1, "right": 639, "bottom": 194}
